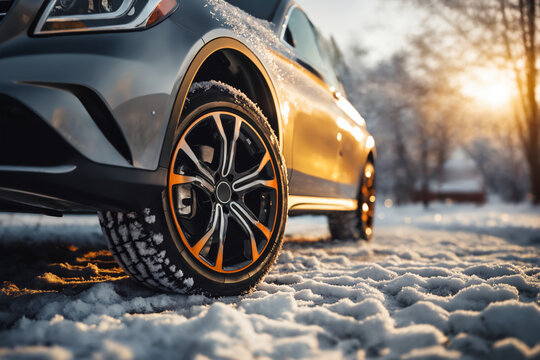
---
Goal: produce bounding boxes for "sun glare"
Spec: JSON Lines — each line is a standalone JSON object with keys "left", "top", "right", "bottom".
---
{"left": 460, "top": 68, "right": 516, "bottom": 108}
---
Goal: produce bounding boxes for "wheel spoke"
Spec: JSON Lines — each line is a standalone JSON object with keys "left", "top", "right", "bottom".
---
{"left": 214, "top": 205, "right": 228, "bottom": 271}
{"left": 179, "top": 138, "right": 214, "bottom": 182}
{"left": 233, "top": 178, "right": 277, "bottom": 193}
{"left": 191, "top": 204, "right": 220, "bottom": 255}
{"left": 224, "top": 116, "right": 242, "bottom": 177}
{"left": 170, "top": 174, "right": 215, "bottom": 194}
{"left": 213, "top": 114, "right": 229, "bottom": 177}
{"left": 230, "top": 201, "right": 271, "bottom": 241}
{"left": 230, "top": 204, "right": 258, "bottom": 261}
{"left": 232, "top": 152, "right": 272, "bottom": 192}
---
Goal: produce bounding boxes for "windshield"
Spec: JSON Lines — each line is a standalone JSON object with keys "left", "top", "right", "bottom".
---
{"left": 224, "top": 0, "right": 280, "bottom": 21}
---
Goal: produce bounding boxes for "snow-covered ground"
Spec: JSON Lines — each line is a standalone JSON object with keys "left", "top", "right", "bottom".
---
{"left": 0, "top": 202, "right": 539, "bottom": 359}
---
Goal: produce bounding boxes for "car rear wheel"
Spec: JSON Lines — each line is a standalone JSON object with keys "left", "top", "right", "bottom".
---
{"left": 98, "top": 81, "right": 288, "bottom": 295}
{"left": 328, "top": 161, "right": 375, "bottom": 241}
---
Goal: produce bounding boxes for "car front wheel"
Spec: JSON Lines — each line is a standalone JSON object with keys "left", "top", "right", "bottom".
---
{"left": 98, "top": 81, "right": 288, "bottom": 296}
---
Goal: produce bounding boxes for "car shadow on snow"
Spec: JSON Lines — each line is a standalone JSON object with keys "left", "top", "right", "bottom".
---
{"left": 0, "top": 236, "right": 136, "bottom": 318}
{"left": 0, "top": 214, "right": 346, "bottom": 329}
{"left": 0, "top": 216, "right": 165, "bottom": 327}
{"left": 0, "top": 231, "right": 336, "bottom": 301}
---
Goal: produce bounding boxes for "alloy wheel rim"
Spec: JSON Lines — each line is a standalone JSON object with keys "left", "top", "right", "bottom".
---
{"left": 168, "top": 111, "right": 279, "bottom": 273}
{"left": 360, "top": 163, "right": 375, "bottom": 238}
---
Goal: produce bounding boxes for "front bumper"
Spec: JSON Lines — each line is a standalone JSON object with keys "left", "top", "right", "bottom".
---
{"left": 0, "top": 94, "right": 168, "bottom": 213}
{"left": 0, "top": 0, "right": 201, "bottom": 169}
{"left": 0, "top": 0, "right": 202, "bottom": 212}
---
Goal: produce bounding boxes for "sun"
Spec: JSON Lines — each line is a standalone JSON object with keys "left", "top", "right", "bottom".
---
{"left": 460, "top": 67, "right": 516, "bottom": 108}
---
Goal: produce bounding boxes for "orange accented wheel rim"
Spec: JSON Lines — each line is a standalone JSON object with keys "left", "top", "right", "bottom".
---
{"left": 360, "top": 162, "right": 375, "bottom": 238}
{"left": 168, "top": 111, "right": 279, "bottom": 273}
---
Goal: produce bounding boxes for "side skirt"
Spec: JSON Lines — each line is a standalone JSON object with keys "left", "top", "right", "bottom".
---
{"left": 288, "top": 195, "right": 357, "bottom": 214}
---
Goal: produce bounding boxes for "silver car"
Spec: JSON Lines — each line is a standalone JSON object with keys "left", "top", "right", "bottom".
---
{"left": 0, "top": 0, "right": 376, "bottom": 295}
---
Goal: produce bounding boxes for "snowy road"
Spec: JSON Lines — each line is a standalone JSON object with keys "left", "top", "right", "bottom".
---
{"left": 0, "top": 203, "right": 539, "bottom": 359}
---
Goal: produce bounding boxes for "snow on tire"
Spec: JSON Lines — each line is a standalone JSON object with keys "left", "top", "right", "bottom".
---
{"left": 98, "top": 81, "right": 288, "bottom": 296}
{"left": 98, "top": 210, "right": 190, "bottom": 293}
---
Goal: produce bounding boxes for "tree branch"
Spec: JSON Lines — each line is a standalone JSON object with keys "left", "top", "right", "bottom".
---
{"left": 499, "top": 0, "right": 530, "bottom": 121}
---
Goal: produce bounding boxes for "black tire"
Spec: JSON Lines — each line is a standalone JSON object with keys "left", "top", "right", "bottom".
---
{"left": 328, "top": 161, "right": 375, "bottom": 241}
{"left": 98, "top": 81, "right": 288, "bottom": 296}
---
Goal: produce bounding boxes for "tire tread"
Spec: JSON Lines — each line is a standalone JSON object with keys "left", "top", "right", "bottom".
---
{"left": 98, "top": 81, "right": 288, "bottom": 295}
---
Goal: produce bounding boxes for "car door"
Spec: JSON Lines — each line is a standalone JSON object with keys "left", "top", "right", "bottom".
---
{"left": 314, "top": 31, "right": 369, "bottom": 200}
{"left": 281, "top": 6, "right": 342, "bottom": 199}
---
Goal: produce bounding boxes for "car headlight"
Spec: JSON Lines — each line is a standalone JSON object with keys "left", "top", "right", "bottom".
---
{"left": 34, "top": 0, "right": 178, "bottom": 35}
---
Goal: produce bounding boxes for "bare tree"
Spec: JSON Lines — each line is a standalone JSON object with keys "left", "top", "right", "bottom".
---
{"left": 345, "top": 52, "right": 463, "bottom": 205}
{"left": 417, "top": 0, "right": 540, "bottom": 203}
{"left": 344, "top": 54, "right": 418, "bottom": 203}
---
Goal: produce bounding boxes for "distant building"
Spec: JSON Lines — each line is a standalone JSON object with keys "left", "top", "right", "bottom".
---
{"left": 413, "top": 149, "right": 486, "bottom": 204}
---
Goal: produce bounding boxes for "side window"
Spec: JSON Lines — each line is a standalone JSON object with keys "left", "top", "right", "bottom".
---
{"left": 284, "top": 8, "right": 326, "bottom": 75}
{"left": 316, "top": 34, "right": 346, "bottom": 92}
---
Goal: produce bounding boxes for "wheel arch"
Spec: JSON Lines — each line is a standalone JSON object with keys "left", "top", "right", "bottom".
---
{"left": 367, "top": 150, "right": 375, "bottom": 165}
{"left": 355, "top": 149, "right": 376, "bottom": 200}
{"left": 159, "top": 37, "right": 282, "bottom": 168}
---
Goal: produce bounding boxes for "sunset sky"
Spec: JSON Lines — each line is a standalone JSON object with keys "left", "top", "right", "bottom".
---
{"left": 295, "top": 1, "right": 518, "bottom": 109}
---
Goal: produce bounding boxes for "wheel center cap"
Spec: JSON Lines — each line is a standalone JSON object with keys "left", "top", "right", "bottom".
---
{"left": 216, "top": 181, "right": 232, "bottom": 204}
